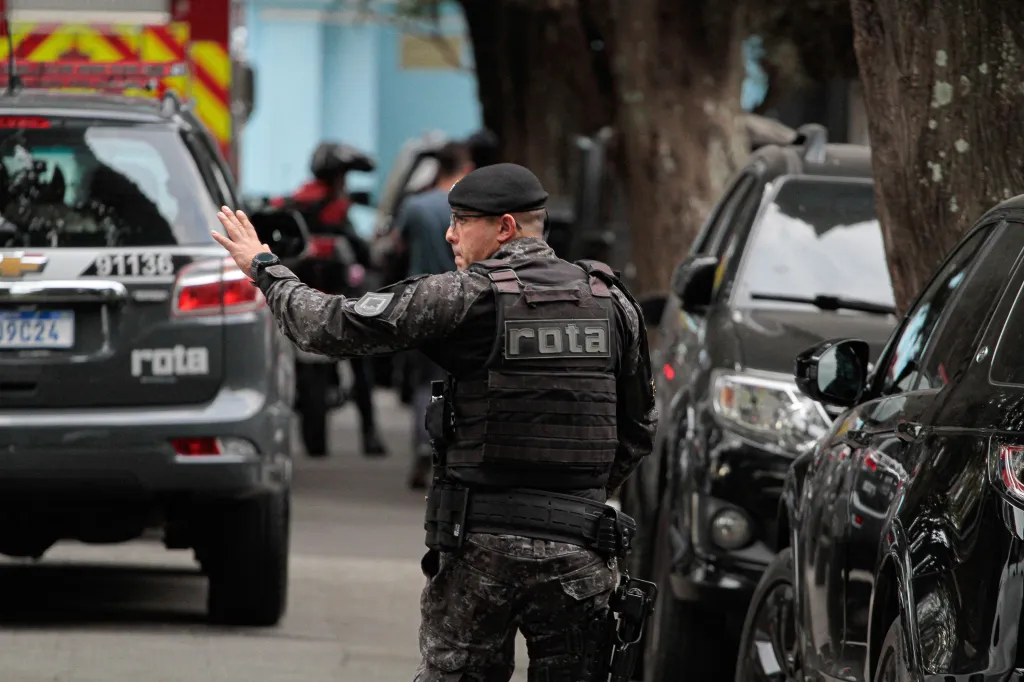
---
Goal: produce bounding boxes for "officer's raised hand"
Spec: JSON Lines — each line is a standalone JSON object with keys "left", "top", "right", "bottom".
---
{"left": 212, "top": 206, "right": 270, "bottom": 276}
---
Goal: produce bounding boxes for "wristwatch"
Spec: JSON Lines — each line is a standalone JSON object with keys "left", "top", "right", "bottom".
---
{"left": 250, "top": 251, "right": 280, "bottom": 280}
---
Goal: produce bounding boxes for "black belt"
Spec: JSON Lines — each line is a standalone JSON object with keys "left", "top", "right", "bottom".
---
{"left": 464, "top": 488, "right": 636, "bottom": 557}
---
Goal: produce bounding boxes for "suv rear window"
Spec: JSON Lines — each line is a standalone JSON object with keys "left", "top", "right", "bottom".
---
{"left": 732, "top": 177, "right": 896, "bottom": 311}
{"left": 0, "top": 117, "right": 218, "bottom": 248}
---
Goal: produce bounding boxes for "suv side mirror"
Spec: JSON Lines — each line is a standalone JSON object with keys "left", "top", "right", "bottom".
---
{"left": 232, "top": 61, "right": 256, "bottom": 124}
{"left": 247, "top": 209, "right": 310, "bottom": 259}
{"left": 794, "top": 338, "right": 871, "bottom": 407}
{"left": 671, "top": 255, "right": 719, "bottom": 314}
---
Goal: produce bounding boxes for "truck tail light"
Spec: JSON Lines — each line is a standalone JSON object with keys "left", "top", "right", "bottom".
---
{"left": 171, "top": 257, "right": 265, "bottom": 317}
{"left": 0, "top": 60, "right": 186, "bottom": 93}
{"left": 0, "top": 116, "right": 51, "bottom": 129}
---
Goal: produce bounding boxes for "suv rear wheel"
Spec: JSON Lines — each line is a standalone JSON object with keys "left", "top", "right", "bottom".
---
{"left": 205, "top": 489, "right": 290, "bottom": 626}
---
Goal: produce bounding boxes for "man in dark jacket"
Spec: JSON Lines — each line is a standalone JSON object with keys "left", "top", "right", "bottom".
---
{"left": 212, "top": 163, "right": 657, "bottom": 682}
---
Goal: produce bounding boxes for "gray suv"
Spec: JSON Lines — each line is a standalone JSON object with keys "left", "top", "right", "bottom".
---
{"left": 0, "top": 90, "right": 306, "bottom": 626}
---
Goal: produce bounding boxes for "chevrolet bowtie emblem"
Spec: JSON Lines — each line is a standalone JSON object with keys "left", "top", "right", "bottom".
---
{"left": 0, "top": 252, "right": 48, "bottom": 278}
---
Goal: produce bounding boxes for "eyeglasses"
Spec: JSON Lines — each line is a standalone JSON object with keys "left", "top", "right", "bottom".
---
{"left": 449, "top": 212, "right": 494, "bottom": 229}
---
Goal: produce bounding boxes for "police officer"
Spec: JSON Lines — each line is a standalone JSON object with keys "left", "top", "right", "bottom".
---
{"left": 212, "top": 163, "right": 658, "bottom": 682}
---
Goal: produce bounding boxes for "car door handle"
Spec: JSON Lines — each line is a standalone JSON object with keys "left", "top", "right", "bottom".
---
{"left": 895, "top": 421, "right": 923, "bottom": 442}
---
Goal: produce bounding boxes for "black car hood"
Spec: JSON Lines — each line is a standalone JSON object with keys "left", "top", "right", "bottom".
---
{"left": 729, "top": 307, "right": 897, "bottom": 375}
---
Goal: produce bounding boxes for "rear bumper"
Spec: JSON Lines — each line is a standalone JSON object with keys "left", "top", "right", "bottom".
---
{"left": 0, "top": 387, "right": 295, "bottom": 500}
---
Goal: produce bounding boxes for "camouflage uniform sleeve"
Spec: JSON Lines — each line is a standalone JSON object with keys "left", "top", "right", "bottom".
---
{"left": 254, "top": 263, "right": 486, "bottom": 357}
{"left": 606, "top": 286, "right": 659, "bottom": 497}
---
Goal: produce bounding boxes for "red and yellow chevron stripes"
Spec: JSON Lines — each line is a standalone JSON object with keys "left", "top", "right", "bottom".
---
{"left": 0, "top": 22, "right": 231, "bottom": 155}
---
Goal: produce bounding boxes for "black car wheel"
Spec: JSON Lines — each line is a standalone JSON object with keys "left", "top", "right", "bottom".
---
{"left": 873, "top": 617, "right": 912, "bottom": 682}
{"left": 206, "top": 490, "right": 290, "bottom": 627}
{"left": 643, "top": 491, "right": 723, "bottom": 682}
{"left": 296, "top": 363, "right": 332, "bottom": 457}
{"left": 734, "top": 548, "right": 799, "bottom": 682}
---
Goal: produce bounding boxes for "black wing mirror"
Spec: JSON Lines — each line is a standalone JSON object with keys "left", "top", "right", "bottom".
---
{"left": 794, "top": 338, "right": 871, "bottom": 407}
{"left": 246, "top": 209, "right": 310, "bottom": 259}
{"left": 232, "top": 61, "right": 256, "bottom": 124}
{"left": 670, "top": 255, "right": 719, "bottom": 315}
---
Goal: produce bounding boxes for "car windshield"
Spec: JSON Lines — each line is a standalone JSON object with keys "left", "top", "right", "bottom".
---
{"left": 0, "top": 117, "right": 219, "bottom": 248}
{"left": 733, "top": 177, "right": 896, "bottom": 311}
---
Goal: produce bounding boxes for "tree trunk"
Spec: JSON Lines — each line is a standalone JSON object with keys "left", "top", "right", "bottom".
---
{"left": 578, "top": 0, "right": 750, "bottom": 296}
{"left": 850, "top": 0, "right": 1024, "bottom": 312}
{"left": 458, "top": 0, "right": 614, "bottom": 196}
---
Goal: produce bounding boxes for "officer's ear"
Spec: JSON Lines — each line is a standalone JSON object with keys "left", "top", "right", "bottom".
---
{"left": 496, "top": 213, "right": 518, "bottom": 242}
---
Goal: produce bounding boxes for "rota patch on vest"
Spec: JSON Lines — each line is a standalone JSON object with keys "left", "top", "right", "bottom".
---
{"left": 504, "top": 318, "right": 611, "bottom": 359}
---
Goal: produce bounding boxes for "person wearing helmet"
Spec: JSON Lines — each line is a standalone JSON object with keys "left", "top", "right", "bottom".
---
{"left": 270, "top": 142, "right": 388, "bottom": 457}
{"left": 272, "top": 142, "right": 375, "bottom": 246}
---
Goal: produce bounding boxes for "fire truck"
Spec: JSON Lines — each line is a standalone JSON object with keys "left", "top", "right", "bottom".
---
{"left": 0, "top": 0, "right": 254, "bottom": 180}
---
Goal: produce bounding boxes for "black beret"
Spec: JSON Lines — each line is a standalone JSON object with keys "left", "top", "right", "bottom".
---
{"left": 448, "top": 163, "right": 549, "bottom": 214}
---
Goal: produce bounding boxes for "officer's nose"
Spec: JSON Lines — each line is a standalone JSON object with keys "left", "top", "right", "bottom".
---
{"left": 446, "top": 225, "right": 456, "bottom": 244}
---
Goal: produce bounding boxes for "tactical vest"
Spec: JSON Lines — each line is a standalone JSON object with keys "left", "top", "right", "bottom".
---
{"left": 444, "top": 256, "right": 622, "bottom": 491}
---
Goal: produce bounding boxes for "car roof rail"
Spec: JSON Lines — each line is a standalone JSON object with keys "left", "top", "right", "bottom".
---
{"left": 160, "top": 89, "right": 183, "bottom": 118}
{"left": 793, "top": 123, "right": 828, "bottom": 163}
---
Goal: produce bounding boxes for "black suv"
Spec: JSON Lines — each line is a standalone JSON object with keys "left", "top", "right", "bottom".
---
{"left": 623, "top": 126, "right": 901, "bottom": 680}
{"left": 0, "top": 90, "right": 306, "bottom": 626}
{"left": 736, "top": 197, "right": 1024, "bottom": 682}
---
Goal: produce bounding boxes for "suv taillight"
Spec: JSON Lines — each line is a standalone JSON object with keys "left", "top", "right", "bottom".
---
{"left": 993, "top": 443, "right": 1024, "bottom": 501}
{"left": 171, "top": 257, "right": 265, "bottom": 317}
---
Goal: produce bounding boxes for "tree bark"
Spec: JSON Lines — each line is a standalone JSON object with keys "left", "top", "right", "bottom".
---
{"left": 850, "top": 0, "right": 1024, "bottom": 312}
{"left": 578, "top": 0, "right": 750, "bottom": 296}
{"left": 458, "top": 0, "right": 614, "bottom": 196}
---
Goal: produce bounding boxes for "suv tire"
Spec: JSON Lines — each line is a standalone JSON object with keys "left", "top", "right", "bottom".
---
{"left": 206, "top": 489, "right": 290, "bottom": 627}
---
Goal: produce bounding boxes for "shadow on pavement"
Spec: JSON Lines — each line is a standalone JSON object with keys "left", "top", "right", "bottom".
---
{"left": 0, "top": 562, "right": 209, "bottom": 628}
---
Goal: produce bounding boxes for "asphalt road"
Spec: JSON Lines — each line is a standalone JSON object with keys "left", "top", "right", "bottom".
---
{"left": 0, "top": 391, "right": 531, "bottom": 682}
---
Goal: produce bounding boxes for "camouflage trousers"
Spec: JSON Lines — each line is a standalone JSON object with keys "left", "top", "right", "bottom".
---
{"left": 413, "top": 533, "right": 618, "bottom": 682}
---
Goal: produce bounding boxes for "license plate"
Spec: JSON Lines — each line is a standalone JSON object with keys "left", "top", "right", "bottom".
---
{"left": 0, "top": 310, "right": 75, "bottom": 349}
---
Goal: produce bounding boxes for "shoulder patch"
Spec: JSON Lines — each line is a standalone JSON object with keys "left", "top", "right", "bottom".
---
{"left": 353, "top": 292, "right": 395, "bottom": 317}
